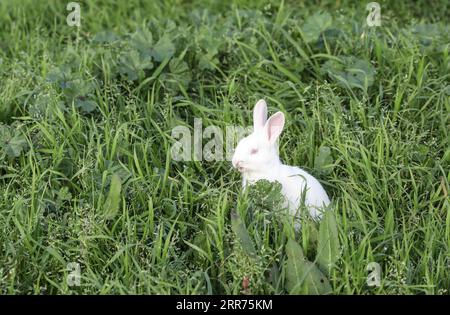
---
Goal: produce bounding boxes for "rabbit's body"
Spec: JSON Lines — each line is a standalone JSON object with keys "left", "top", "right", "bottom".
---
{"left": 232, "top": 99, "right": 331, "bottom": 223}
{"left": 242, "top": 162, "right": 330, "bottom": 219}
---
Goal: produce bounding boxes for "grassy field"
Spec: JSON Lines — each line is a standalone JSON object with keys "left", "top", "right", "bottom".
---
{"left": 0, "top": 0, "right": 449, "bottom": 294}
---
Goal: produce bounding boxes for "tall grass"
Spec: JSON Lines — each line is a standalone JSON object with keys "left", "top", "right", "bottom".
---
{"left": 0, "top": 0, "right": 448, "bottom": 294}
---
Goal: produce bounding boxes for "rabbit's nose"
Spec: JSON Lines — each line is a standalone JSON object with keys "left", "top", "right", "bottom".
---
{"left": 232, "top": 158, "right": 240, "bottom": 168}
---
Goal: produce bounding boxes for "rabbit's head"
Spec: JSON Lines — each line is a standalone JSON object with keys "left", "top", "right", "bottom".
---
{"left": 232, "top": 99, "right": 285, "bottom": 173}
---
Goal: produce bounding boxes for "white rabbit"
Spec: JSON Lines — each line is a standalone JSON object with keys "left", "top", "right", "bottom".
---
{"left": 232, "top": 99, "right": 331, "bottom": 224}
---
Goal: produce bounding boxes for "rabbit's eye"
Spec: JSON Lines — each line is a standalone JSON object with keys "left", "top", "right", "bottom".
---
{"left": 250, "top": 148, "right": 258, "bottom": 154}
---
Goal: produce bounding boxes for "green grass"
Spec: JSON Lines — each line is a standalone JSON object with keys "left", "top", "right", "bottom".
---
{"left": 0, "top": 0, "right": 449, "bottom": 294}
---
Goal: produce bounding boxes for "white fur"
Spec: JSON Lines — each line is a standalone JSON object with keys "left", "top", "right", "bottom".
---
{"left": 232, "top": 99, "right": 331, "bottom": 224}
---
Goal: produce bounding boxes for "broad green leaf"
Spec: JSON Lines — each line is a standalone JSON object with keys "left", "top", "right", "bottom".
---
{"left": 103, "top": 174, "right": 122, "bottom": 220}
{"left": 285, "top": 239, "right": 332, "bottom": 294}
{"left": 315, "top": 28, "right": 345, "bottom": 50}
{"left": 409, "top": 24, "right": 450, "bottom": 49}
{"left": 269, "top": 263, "right": 282, "bottom": 292}
{"left": 165, "top": 58, "right": 192, "bottom": 91}
{"left": 92, "top": 30, "right": 119, "bottom": 44}
{"left": 321, "top": 56, "right": 375, "bottom": 91}
{"left": 286, "top": 238, "right": 306, "bottom": 261}
{"left": 118, "top": 50, "right": 153, "bottom": 81}
{"left": 230, "top": 211, "right": 257, "bottom": 258}
{"left": 316, "top": 211, "right": 340, "bottom": 275}
{"left": 130, "top": 28, "right": 153, "bottom": 58}
{"left": 196, "top": 25, "right": 223, "bottom": 70}
{"left": 0, "top": 124, "right": 28, "bottom": 158}
{"left": 4, "top": 134, "right": 27, "bottom": 158}
{"left": 301, "top": 11, "right": 332, "bottom": 43}
{"left": 46, "top": 68, "right": 65, "bottom": 84}
{"left": 75, "top": 98, "right": 97, "bottom": 113}
{"left": 285, "top": 239, "right": 306, "bottom": 293}
{"left": 152, "top": 35, "right": 175, "bottom": 62}
{"left": 299, "top": 261, "right": 332, "bottom": 294}
{"left": 314, "top": 145, "right": 334, "bottom": 174}
{"left": 46, "top": 65, "right": 72, "bottom": 89}
{"left": 62, "top": 79, "right": 94, "bottom": 101}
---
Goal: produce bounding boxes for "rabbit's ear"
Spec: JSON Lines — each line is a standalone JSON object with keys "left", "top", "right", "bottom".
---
{"left": 264, "top": 111, "right": 285, "bottom": 144}
{"left": 253, "top": 99, "right": 267, "bottom": 132}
